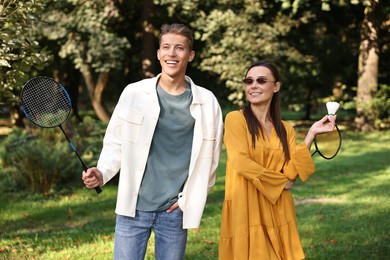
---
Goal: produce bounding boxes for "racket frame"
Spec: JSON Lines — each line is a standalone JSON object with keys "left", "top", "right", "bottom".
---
{"left": 312, "top": 124, "right": 342, "bottom": 160}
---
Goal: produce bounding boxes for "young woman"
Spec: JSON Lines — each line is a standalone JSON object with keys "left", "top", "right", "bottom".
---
{"left": 219, "top": 60, "right": 336, "bottom": 260}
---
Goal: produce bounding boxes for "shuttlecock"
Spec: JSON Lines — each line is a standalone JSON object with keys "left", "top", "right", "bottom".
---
{"left": 326, "top": 101, "right": 340, "bottom": 116}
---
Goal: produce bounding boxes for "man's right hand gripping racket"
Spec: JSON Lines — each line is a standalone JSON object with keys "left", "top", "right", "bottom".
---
{"left": 311, "top": 102, "right": 342, "bottom": 160}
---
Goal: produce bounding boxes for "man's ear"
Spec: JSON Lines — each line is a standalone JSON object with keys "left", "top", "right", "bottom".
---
{"left": 157, "top": 49, "right": 160, "bottom": 60}
{"left": 188, "top": 50, "right": 195, "bottom": 62}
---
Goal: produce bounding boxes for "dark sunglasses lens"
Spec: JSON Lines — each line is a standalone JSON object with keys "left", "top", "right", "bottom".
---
{"left": 256, "top": 78, "right": 268, "bottom": 84}
{"left": 243, "top": 78, "right": 254, "bottom": 85}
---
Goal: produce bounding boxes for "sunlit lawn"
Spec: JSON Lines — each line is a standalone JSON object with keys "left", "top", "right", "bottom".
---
{"left": 0, "top": 128, "right": 389, "bottom": 259}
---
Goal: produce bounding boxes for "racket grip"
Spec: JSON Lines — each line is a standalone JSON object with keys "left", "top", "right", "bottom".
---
{"left": 95, "top": 186, "right": 102, "bottom": 194}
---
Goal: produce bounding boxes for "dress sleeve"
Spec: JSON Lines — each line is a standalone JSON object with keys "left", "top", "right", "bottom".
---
{"left": 224, "top": 112, "right": 288, "bottom": 204}
{"left": 282, "top": 124, "right": 315, "bottom": 182}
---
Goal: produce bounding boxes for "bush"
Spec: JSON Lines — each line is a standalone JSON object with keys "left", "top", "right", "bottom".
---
{"left": 372, "top": 84, "right": 390, "bottom": 129}
{"left": 1, "top": 127, "right": 81, "bottom": 195}
{"left": 0, "top": 115, "right": 107, "bottom": 194}
{"left": 67, "top": 116, "right": 106, "bottom": 167}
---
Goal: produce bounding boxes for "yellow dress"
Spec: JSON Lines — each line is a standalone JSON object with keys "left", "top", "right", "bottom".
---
{"left": 219, "top": 111, "right": 316, "bottom": 260}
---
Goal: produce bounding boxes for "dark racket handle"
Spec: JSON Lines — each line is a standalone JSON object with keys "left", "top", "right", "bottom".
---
{"left": 59, "top": 126, "right": 102, "bottom": 194}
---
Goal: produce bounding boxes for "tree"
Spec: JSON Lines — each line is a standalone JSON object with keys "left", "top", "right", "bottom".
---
{"left": 155, "top": 0, "right": 364, "bottom": 119}
{"left": 355, "top": 0, "right": 381, "bottom": 131}
{"left": 155, "top": 0, "right": 309, "bottom": 106}
{"left": 41, "top": 0, "right": 130, "bottom": 122}
{"left": 0, "top": 0, "right": 51, "bottom": 125}
{"left": 140, "top": 0, "right": 158, "bottom": 78}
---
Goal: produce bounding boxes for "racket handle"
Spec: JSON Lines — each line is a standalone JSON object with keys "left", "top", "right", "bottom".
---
{"left": 95, "top": 186, "right": 102, "bottom": 194}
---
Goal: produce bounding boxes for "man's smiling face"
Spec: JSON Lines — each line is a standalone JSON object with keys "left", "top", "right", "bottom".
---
{"left": 157, "top": 33, "right": 195, "bottom": 79}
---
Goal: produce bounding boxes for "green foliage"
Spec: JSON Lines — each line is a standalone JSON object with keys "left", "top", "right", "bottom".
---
{"left": 41, "top": 0, "right": 131, "bottom": 73}
{"left": 371, "top": 84, "right": 390, "bottom": 129}
{"left": 0, "top": 112, "right": 107, "bottom": 195}
{"left": 65, "top": 116, "right": 107, "bottom": 167}
{"left": 154, "top": 0, "right": 368, "bottom": 112}
{"left": 349, "top": 83, "right": 390, "bottom": 130}
{"left": 193, "top": 4, "right": 298, "bottom": 105}
{"left": 1, "top": 0, "right": 389, "bottom": 126}
{"left": 0, "top": 0, "right": 52, "bottom": 106}
{"left": 1, "top": 127, "right": 80, "bottom": 194}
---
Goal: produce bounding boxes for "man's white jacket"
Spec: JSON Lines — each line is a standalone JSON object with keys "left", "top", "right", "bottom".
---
{"left": 97, "top": 74, "right": 223, "bottom": 229}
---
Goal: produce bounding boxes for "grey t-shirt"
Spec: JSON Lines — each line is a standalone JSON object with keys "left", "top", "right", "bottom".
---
{"left": 136, "top": 82, "right": 194, "bottom": 212}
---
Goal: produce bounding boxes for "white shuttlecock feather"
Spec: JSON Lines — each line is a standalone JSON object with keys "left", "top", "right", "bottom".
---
{"left": 326, "top": 101, "right": 340, "bottom": 116}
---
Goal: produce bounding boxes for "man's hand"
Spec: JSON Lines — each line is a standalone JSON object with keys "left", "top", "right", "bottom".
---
{"left": 166, "top": 202, "right": 179, "bottom": 213}
{"left": 82, "top": 167, "right": 103, "bottom": 189}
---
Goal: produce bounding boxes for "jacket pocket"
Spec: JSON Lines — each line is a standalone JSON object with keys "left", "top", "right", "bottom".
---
{"left": 118, "top": 108, "right": 144, "bottom": 143}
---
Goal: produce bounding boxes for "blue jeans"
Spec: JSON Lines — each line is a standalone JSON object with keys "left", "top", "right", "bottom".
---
{"left": 114, "top": 209, "right": 187, "bottom": 260}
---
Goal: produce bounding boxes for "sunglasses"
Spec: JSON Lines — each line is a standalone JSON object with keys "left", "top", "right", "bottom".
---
{"left": 242, "top": 77, "right": 276, "bottom": 85}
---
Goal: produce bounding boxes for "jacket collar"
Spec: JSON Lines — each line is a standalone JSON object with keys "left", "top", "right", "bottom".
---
{"left": 140, "top": 74, "right": 203, "bottom": 105}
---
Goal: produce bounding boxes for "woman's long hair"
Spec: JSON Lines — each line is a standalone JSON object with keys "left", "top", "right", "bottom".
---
{"left": 242, "top": 60, "right": 290, "bottom": 161}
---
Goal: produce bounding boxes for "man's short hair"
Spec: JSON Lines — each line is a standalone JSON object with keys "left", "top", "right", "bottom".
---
{"left": 159, "top": 23, "right": 194, "bottom": 51}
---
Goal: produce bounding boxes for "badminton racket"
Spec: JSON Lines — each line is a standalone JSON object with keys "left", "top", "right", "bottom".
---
{"left": 20, "top": 76, "right": 102, "bottom": 194}
{"left": 311, "top": 124, "right": 342, "bottom": 160}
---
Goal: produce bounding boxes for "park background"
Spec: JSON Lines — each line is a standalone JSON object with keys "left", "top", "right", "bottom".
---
{"left": 0, "top": 0, "right": 389, "bottom": 259}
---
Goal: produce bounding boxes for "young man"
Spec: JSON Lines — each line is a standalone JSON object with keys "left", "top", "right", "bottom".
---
{"left": 82, "top": 23, "right": 223, "bottom": 259}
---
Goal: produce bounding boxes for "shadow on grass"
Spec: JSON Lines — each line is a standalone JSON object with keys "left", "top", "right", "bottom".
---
{"left": 298, "top": 149, "right": 390, "bottom": 198}
{"left": 0, "top": 189, "right": 117, "bottom": 258}
{"left": 295, "top": 134, "right": 390, "bottom": 259}
{"left": 298, "top": 201, "right": 390, "bottom": 260}
{"left": 1, "top": 197, "right": 115, "bottom": 232}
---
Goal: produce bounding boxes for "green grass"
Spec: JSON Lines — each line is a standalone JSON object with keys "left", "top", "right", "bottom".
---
{"left": 295, "top": 130, "right": 390, "bottom": 259}
{"left": 0, "top": 129, "right": 389, "bottom": 259}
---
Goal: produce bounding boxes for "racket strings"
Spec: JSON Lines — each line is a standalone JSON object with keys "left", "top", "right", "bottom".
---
{"left": 315, "top": 127, "right": 342, "bottom": 159}
{"left": 21, "top": 78, "right": 71, "bottom": 128}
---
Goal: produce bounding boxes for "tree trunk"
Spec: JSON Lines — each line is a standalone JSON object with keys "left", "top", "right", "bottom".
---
{"left": 53, "top": 65, "right": 83, "bottom": 122}
{"left": 303, "top": 85, "right": 314, "bottom": 120}
{"left": 82, "top": 71, "right": 111, "bottom": 122}
{"left": 141, "top": 0, "right": 157, "bottom": 78}
{"left": 355, "top": 0, "right": 380, "bottom": 131}
{"left": 10, "top": 105, "right": 24, "bottom": 127}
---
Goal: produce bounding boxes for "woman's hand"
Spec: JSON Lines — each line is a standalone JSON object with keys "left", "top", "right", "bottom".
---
{"left": 311, "top": 115, "right": 336, "bottom": 135}
{"left": 304, "top": 115, "right": 337, "bottom": 149}
{"left": 284, "top": 179, "right": 295, "bottom": 190}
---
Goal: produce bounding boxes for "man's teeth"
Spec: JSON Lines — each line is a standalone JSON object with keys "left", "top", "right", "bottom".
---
{"left": 167, "top": 61, "right": 178, "bottom": 64}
